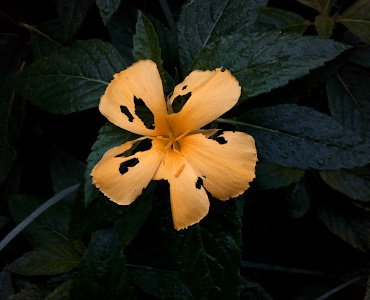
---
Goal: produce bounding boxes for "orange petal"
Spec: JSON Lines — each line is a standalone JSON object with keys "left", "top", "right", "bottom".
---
{"left": 91, "top": 138, "right": 164, "bottom": 205}
{"left": 99, "top": 60, "right": 169, "bottom": 136}
{"left": 167, "top": 68, "right": 241, "bottom": 136}
{"left": 180, "top": 132, "right": 257, "bottom": 200}
{"left": 153, "top": 149, "right": 210, "bottom": 230}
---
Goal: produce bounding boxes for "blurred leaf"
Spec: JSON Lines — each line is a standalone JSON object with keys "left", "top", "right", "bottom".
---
{"left": 0, "top": 266, "right": 14, "bottom": 300}
{"left": 327, "top": 66, "right": 370, "bottom": 140}
{"left": 133, "top": 11, "right": 165, "bottom": 86}
{"left": 129, "top": 266, "right": 193, "bottom": 300}
{"left": 15, "top": 40, "right": 126, "bottom": 114}
{"left": 84, "top": 122, "right": 137, "bottom": 205}
{"left": 106, "top": 4, "right": 137, "bottom": 63}
{"left": 192, "top": 32, "right": 349, "bottom": 99}
{"left": 339, "top": 0, "right": 370, "bottom": 44}
{"left": 177, "top": 0, "right": 268, "bottom": 72}
{"left": 253, "top": 6, "right": 309, "bottom": 34}
{"left": 287, "top": 179, "right": 311, "bottom": 219}
{"left": 51, "top": 147, "right": 85, "bottom": 204}
{"left": 8, "top": 195, "right": 71, "bottom": 247}
{"left": 155, "top": 190, "right": 242, "bottom": 299}
{"left": 315, "top": 14, "right": 335, "bottom": 38}
{"left": 254, "top": 160, "right": 305, "bottom": 190}
{"left": 56, "top": 0, "right": 94, "bottom": 38}
{"left": 348, "top": 46, "right": 370, "bottom": 68}
{"left": 316, "top": 198, "right": 370, "bottom": 252}
{"left": 70, "top": 228, "right": 133, "bottom": 300}
{"left": 115, "top": 182, "right": 156, "bottom": 247}
{"left": 10, "top": 243, "right": 80, "bottom": 276}
{"left": 297, "top": 0, "right": 332, "bottom": 14}
{"left": 96, "top": 0, "right": 120, "bottom": 25}
{"left": 45, "top": 281, "right": 71, "bottom": 300}
{"left": 236, "top": 104, "right": 370, "bottom": 170}
{"left": 8, "top": 284, "right": 56, "bottom": 300}
{"left": 239, "top": 277, "right": 273, "bottom": 300}
{"left": 320, "top": 167, "right": 370, "bottom": 202}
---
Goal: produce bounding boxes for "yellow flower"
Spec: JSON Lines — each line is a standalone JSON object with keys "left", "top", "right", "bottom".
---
{"left": 91, "top": 60, "right": 257, "bottom": 230}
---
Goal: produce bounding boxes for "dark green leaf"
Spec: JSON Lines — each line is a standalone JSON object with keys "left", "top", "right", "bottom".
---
{"left": 31, "top": 20, "right": 64, "bottom": 58}
{"left": 320, "top": 167, "right": 370, "bottom": 202}
{"left": 339, "top": 0, "right": 370, "bottom": 44}
{"left": 70, "top": 228, "right": 133, "bottom": 300}
{"left": 287, "top": 179, "right": 311, "bottom": 219}
{"left": 8, "top": 284, "right": 56, "bottom": 300}
{"left": 106, "top": 4, "right": 137, "bottom": 63}
{"left": 254, "top": 160, "right": 305, "bottom": 190}
{"left": 84, "top": 122, "right": 137, "bottom": 205}
{"left": 315, "top": 14, "right": 335, "bottom": 38}
{"left": 51, "top": 147, "right": 85, "bottom": 204}
{"left": 327, "top": 66, "right": 370, "bottom": 140}
{"left": 16, "top": 40, "right": 126, "bottom": 114}
{"left": 348, "top": 46, "right": 370, "bottom": 68}
{"left": 0, "top": 266, "right": 14, "bottom": 300}
{"left": 236, "top": 104, "right": 369, "bottom": 170}
{"left": 115, "top": 182, "right": 156, "bottom": 247}
{"left": 133, "top": 11, "right": 165, "bottom": 86}
{"left": 297, "top": 0, "right": 332, "bottom": 14}
{"left": 56, "top": 0, "right": 95, "bottom": 38}
{"left": 178, "top": 0, "right": 268, "bottom": 72}
{"left": 129, "top": 266, "right": 193, "bottom": 300}
{"left": 253, "top": 6, "right": 309, "bottom": 34}
{"left": 96, "top": 0, "right": 121, "bottom": 25}
{"left": 192, "top": 32, "right": 349, "bottom": 99}
{"left": 45, "top": 281, "right": 71, "bottom": 300}
{"left": 316, "top": 198, "right": 370, "bottom": 252}
{"left": 10, "top": 243, "right": 80, "bottom": 276}
{"left": 8, "top": 195, "right": 71, "bottom": 247}
{"left": 155, "top": 189, "right": 242, "bottom": 299}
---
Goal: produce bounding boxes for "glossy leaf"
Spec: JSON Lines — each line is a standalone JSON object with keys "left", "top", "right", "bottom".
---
{"left": 10, "top": 243, "right": 80, "bottom": 276}
{"left": 192, "top": 32, "right": 349, "bottom": 99}
{"left": 133, "top": 11, "right": 165, "bottom": 86}
{"left": 70, "top": 228, "right": 133, "bottom": 300}
{"left": 339, "top": 0, "right": 370, "bottom": 44}
{"left": 316, "top": 198, "right": 370, "bottom": 252}
{"left": 177, "top": 0, "right": 268, "bottom": 72}
{"left": 254, "top": 160, "right": 305, "bottom": 190}
{"left": 236, "top": 104, "right": 370, "bottom": 170}
{"left": 129, "top": 266, "right": 193, "bottom": 300}
{"left": 253, "top": 6, "right": 309, "bottom": 34}
{"left": 15, "top": 40, "right": 126, "bottom": 114}
{"left": 155, "top": 189, "right": 242, "bottom": 299}
{"left": 96, "top": 0, "right": 120, "bottom": 25}
{"left": 320, "top": 167, "right": 370, "bottom": 202}
{"left": 8, "top": 195, "right": 71, "bottom": 247}
{"left": 56, "top": 0, "right": 94, "bottom": 38}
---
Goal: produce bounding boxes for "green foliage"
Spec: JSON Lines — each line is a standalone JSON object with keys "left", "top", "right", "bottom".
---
{"left": 2, "top": 0, "right": 370, "bottom": 299}
{"left": 69, "top": 228, "right": 133, "bottom": 300}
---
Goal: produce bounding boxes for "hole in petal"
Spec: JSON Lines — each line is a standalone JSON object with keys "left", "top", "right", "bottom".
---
{"left": 195, "top": 177, "right": 203, "bottom": 190}
{"left": 120, "top": 105, "right": 134, "bottom": 122}
{"left": 119, "top": 158, "right": 139, "bottom": 175}
{"left": 172, "top": 92, "right": 192, "bottom": 113}
{"left": 132, "top": 139, "right": 152, "bottom": 155}
{"left": 216, "top": 136, "right": 227, "bottom": 144}
{"left": 134, "top": 96, "right": 155, "bottom": 128}
{"left": 182, "top": 85, "right": 188, "bottom": 90}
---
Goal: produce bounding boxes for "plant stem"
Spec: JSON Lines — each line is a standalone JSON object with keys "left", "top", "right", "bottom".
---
{"left": 0, "top": 183, "right": 80, "bottom": 252}
{"left": 158, "top": 0, "right": 177, "bottom": 34}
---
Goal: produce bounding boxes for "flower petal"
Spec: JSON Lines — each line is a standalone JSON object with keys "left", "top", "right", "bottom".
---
{"left": 91, "top": 138, "right": 164, "bottom": 205}
{"left": 180, "top": 132, "right": 257, "bottom": 200}
{"left": 99, "top": 60, "right": 169, "bottom": 136}
{"left": 167, "top": 68, "right": 241, "bottom": 135}
{"left": 153, "top": 149, "right": 209, "bottom": 230}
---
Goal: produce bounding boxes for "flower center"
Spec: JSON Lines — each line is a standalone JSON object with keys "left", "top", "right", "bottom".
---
{"left": 157, "top": 129, "right": 190, "bottom": 154}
